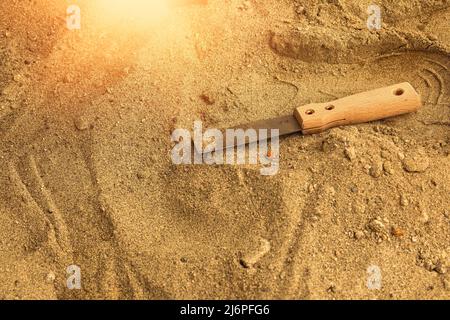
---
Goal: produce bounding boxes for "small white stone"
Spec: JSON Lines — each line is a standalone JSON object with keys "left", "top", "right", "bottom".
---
{"left": 46, "top": 271, "right": 56, "bottom": 283}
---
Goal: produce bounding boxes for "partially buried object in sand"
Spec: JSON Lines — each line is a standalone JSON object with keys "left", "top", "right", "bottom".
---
{"left": 208, "top": 82, "right": 422, "bottom": 153}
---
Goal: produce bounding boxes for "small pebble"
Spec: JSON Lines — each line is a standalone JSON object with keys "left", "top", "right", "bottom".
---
{"left": 400, "top": 194, "right": 409, "bottom": 207}
{"left": 344, "top": 146, "right": 356, "bottom": 161}
{"left": 435, "top": 261, "right": 447, "bottom": 274}
{"left": 421, "top": 210, "right": 429, "bottom": 223}
{"left": 46, "top": 271, "right": 56, "bottom": 283}
{"left": 369, "top": 162, "right": 383, "bottom": 178}
{"left": 296, "top": 6, "right": 305, "bottom": 14}
{"left": 403, "top": 154, "right": 429, "bottom": 172}
{"left": 13, "top": 74, "right": 24, "bottom": 83}
{"left": 368, "top": 218, "right": 386, "bottom": 233}
{"left": 137, "top": 170, "right": 150, "bottom": 180}
{"left": 391, "top": 227, "right": 405, "bottom": 238}
{"left": 383, "top": 161, "right": 394, "bottom": 174}
{"left": 75, "top": 117, "right": 89, "bottom": 131}
{"left": 240, "top": 238, "right": 271, "bottom": 268}
{"left": 444, "top": 278, "right": 450, "bottom": 291}
{"left": 354, "top": 230, "right": 365, "bottom": 240}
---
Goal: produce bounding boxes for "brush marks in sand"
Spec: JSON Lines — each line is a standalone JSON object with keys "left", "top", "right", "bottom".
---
{"left": 7, "top": 156, "right": 71, "bottom": 258}
{"left": 415, "top": 55, "right": 449, "bottom": 125}
{"left": 273, "top": 174, "right": 319, "bottom": 299}
{"left": 78, "top": 137, "right": 169, "bottom": 299}
{"left": 6, "top": 163, "right": 51, "bottom": 253}
{"left": 3, "top": 137, "right": 165, "bottom": 299}
{"left": 93, "top": 216, "right": 170, "bottom": 299}
{"left": 95, "top": 248, "right": 170, "bottom": 299}
{"left": 360, "top": 51, "right": 449, "bottom": 127}
{"left": 78, "top": 136, "right": 116, "bottom": 242}
{"left": 420, "top": 62, "right": 446, "bottom": 105}
{"left": 27, "top": 155, "right": 71, "bottom": 253}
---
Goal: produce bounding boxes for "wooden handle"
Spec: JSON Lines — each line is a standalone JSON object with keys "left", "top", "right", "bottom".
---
{"left": 294, "top": 82, "right": 422, "bottom": 134}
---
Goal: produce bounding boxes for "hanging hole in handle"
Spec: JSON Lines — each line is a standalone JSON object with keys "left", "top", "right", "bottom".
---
{"left": 305, "top": 109, "right": 315, "bottom": 115}
{"left": 325, "top": 105, "right": 335, "bottom": 111}
{"left": 394, "top": 88, "right": 405, "bottom": 96}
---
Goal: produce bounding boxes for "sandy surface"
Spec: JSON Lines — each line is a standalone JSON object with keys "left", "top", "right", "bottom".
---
{"left": 0, "top": 0, "right": 449, "bottom": 299}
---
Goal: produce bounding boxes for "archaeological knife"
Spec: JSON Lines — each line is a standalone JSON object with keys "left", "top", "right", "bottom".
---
{"left": 202, "top": 82, "right": 422, "bottom": 152}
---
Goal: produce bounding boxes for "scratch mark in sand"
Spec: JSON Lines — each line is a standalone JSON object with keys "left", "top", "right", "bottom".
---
{"left": 422, "top": 67, "right": 445, "bottom": 104}
{"left": 79, "top": 135, "right": 171, "bottom": 298}
{"left": 27, "top": 154, "right": 72, "bottom": 254}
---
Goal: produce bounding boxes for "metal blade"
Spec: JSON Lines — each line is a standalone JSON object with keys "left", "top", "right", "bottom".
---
{"left": 196, "top": 114, "right": 302, "bottom": 153}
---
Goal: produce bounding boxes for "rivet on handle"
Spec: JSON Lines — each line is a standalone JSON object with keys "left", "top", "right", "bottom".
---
{"left": 394, "top": 88, "right": 404, "bottom": 96}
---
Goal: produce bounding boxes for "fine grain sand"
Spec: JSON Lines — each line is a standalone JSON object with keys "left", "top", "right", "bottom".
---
{"left": 0, "top": 0, "right": 449, "bottom": 299}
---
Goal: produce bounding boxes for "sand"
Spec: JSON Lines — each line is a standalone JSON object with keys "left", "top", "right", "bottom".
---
{"left": 0, "top": 0, "right": 449, "bottom": 299}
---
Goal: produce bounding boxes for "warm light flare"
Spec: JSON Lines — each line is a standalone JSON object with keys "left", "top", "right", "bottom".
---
{"left": 96, "top": 0, "right": 171, "bottom": 27}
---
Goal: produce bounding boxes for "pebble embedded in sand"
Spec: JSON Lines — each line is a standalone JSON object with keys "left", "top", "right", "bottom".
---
{"left": 321, "top": 140, "right": 337, "bottom": 152}
{"left": 240, "top": 238, "right": 271, "bottom": 268}
{"left": 74, "top": 117, "right": 90, "bottom": 131}
{"left": 444, "top": 279, "right": 450, "bottom": 291}
{"left": 180, "top": 257, "right": 188, "bottom": 263}
{"left": 400, "top": 194, "right": 409, "bottom": 207}
{"left": 45, "top": 271, "right": 56, "bottom": 283}
{"left": 421, "top": 210, "right": 430, "bottom": 223}
{"left": 368, "top": 218, "right": 386, "bottom": 234}
{"left": 444, "top": 210, "right": 450, "bottom": 219}
{"left": 296, "top": 5, "right": 305, "bottom": 15}
{"left": 391, "top": 227, "right": 405, "bottom": 238}
{"left": 369, "top": 162, "right": 383, "bottom": 178}
{"left": 435, "top": 261, "right": 447, "bottom": 274}
{"left": 137, "top": 169, "right": 151, "bottom": 180}
{"left": 13, "top": 74, "right": 24, "bottom": 83}
{"left": 383, "top": 161, "right": 394, "bottom": 174}
{"left": 402, "top": 154, "right": 430, "bottom": 172}
{"left": 344, "top": 146, "right": 356, "bottom": 161}
{"left": 354, "top": 230, "right": 365, "bottom": 240}
{"left": 352, "top": 202, "right": 366, "bottom": 214}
